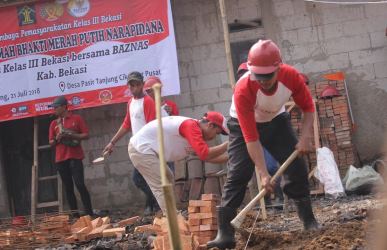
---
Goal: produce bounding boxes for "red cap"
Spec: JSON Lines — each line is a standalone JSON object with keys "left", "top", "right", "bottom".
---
{"left": 247, "top": 40, "right": 282, "bottom": 75}
{"left": 203, "top": 111, "right": 229, "bottom": 135}
{"left": 237, "top": 62, "right": 248, "bottom": 75}
{"left": 144, "top": 76, "right": 162, "bottom": 91}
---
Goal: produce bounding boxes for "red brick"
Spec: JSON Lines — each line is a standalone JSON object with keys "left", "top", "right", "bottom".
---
{"left": 188, "top": 213, "right": 216, "bottom": 220}
{"left": 199, "top": 224, "right": 218, "bottom": 231}
{"left": 188, "top": 218, "right": 200, "bottom": 226}
{"left": 201, "top": 194, "right": 219, "bottom": 201}
{"left": 189, "top": 200, "right": 216, "bottom": 207}
{"left": 199, "top": 206, "right": 216, "bottom": 213}
{"left": 201, "top": 218, "right": 217, "bottom": 225}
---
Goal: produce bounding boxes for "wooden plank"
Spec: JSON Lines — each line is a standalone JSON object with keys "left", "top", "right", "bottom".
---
{"left": 36, "top": 201, "right": 59, "bottom": 208}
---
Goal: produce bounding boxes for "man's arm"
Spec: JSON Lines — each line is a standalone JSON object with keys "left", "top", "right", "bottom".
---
{"left": 102, "top": 125, "right": 130, "bottom": 155}
{"left": 205, "top": 141, "right": 228, "bottom": 161}
{"left": 206, "top": 151, "right": 228, "bottom": 164}
{"left": 297, "top": 111, "right": 314, "bottom": 154}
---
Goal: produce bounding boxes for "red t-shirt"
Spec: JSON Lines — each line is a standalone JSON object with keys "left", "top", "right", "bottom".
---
{"left": 179, "top": 119, "right": 209, "bottom": 160}
{"left": 163, "top": 99, "right": 179, "bottom": 116}
{"left": 233, "top": 64, "right": 314, "bottom": 143}
{"left": 49, "top": 113, "right": 88, "bottom": 163}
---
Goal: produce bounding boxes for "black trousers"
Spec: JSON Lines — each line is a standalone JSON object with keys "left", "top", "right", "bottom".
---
{"left": 221, "top": 113, "right": 310, "bottom": 209}
{"left": 56, "top": 159, "right": 93, "bottom": 215}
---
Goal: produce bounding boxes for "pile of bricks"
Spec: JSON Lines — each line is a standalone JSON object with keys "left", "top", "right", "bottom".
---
{"left": 0, "top": 214, "right": 140, "bottom": 248}
{"left": 188, "top": 194, "right": 219, "bottom": 245}
{"left": 66, "top": 215, "right": 139, "bottom": 243}
{"left": 290, "top": 77, "right": 358, "bottom": 180}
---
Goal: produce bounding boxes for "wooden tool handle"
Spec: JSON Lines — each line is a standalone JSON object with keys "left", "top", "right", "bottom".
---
{"left": 152, "top": 83, "right": 182, "bottom": 249}
{"left": 231, "top": 150, "right": 299, "bottom": 229}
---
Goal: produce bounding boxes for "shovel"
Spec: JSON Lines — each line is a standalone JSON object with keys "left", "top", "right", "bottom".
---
{"left": 92, "top": 151, "right": 109, "bottom": 164}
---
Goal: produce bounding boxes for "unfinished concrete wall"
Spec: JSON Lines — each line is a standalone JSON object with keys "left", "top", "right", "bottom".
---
{"left": 262, "top": 0, "right": 387, "bottom": 161}
{"left": 75, "top": 105, "right": 144, "bottom": 211}
{"left": 72, "top": 0, "right": 387, "bottom": 209}
{"left": 170, "top": 0, "right": 387, "bottom": 161}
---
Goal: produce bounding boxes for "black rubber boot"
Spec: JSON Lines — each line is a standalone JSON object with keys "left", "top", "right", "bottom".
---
{"left": 295, "top": 197, "right": 320, "bottom": 230}
{"left": 207, "top": 206, "right": 236, "bottom": 249}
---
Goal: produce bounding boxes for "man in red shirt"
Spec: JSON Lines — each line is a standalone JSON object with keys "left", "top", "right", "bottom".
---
{"left": 103, "top": 71, "right": 161, "bottom": 215}
{"left": 48, "top": 96, "right": 92, "bottom": 217}
{"left": 207, "top": 40, "right": 319, "bottom": 249}
{"left": 128, "top": 112, "right": 229, "bottom": 213}
{"left": 143, "top": 76, "right": 179, "bottom": 116}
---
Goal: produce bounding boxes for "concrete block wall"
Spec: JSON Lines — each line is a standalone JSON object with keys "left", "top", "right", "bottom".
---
{"left": 75, "top": 104, "right": 143, "bottom": 211}
{"left": 59, "top": 0, "right": 387, "bottom": 210}
{"left": 171, "top": 0, "right": 387, "bottom": 161}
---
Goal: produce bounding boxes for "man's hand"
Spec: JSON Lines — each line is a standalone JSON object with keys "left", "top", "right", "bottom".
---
{"left": 55, "top": 133, "right": 63, "bottom": 142}
{"left": 103, "top": 142, "right": 114, "bottom": 155}
{"left": 296, "top": 135, "right": 313, "bottom": 154}
{"left": 259, "top": 171, "right": 274, "bottom": 194}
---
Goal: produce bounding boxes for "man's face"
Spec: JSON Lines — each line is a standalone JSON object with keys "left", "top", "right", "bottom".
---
{"left": 128, "top": 80, "right": 144, "bottom": 97}
{"left": 54, "top": 105, "right": 66, "bottom": 116}
{"left": 202, "top": 123, "right": 223, "bottom": 141}
{"left": 251, "top": 69, "right": 279, "bottom": 91}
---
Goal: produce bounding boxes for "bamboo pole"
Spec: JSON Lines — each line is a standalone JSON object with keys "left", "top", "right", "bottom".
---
{"left": 152, "top": 83, "right": 182, "bottom": 250}
{"left": 255, "top": 172, "right": 267, "bottom": 219}
{"left": 219, "top": 0, "right": 236, "bottom": 89}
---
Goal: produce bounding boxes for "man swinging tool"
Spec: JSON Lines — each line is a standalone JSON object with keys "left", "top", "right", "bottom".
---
{"left": 207, "top": 40, "right": 320, "bottom": 249}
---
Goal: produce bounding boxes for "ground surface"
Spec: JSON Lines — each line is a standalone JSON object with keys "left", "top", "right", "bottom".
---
{"left": 235, "top": 194, "right": 383, "bottom": 250}
{"left": 49, "top": 194, "right": 384, "bottom": 249}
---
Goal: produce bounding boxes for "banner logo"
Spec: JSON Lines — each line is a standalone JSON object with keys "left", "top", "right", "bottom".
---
{"left": 67, "top": 0, "right": 90, "bottom": 18}
{"left": 71, "top": 96, "right": 83, "bottom": 106}
{"left": 17, "top": 5, "right": 36, "bottom": 26}
{"left": 40, "top": 2, "right": 64, "bottom": 21}
{"left": 99, "top": 90, "right": 112, "bottom": 103}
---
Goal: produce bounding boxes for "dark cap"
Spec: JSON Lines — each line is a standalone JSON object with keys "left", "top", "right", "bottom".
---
{"left": 48, "top": 96, "right": 68, "bottom": 108}
{"left": 127, "top": 71, "right": 143, "bottom": 84}
{"left": 252, "top": 71, "right": 275, "bottom": 81}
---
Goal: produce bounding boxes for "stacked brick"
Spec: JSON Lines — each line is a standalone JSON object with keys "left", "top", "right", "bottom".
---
{"left": 188, "top": 194, "right": 219, "bottom": 245}
{"left": 289, "top": 78, "right": 358, "bottom": 180}
{"left": 150, "top": 215, "right": 200, "bottom": 250}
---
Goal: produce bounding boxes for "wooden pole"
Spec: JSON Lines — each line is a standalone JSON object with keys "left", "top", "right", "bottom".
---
{"left": 152, "top": 83, "right": 182, "bottom": 250}
{"left": 219, "top": 0, "right": 236, "bottom": 89}
{"left": 31, "top": 117, "right": 38, "bottom": 223}
{"left": 255, "top": 172, "right": 267, "bottom": 219}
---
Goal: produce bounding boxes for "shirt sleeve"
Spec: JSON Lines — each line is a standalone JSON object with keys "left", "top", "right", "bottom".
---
{"left": 76, "top": 115, "right": 89, "bottom": 134}
{"left": 143, "top": 95, "right": 156, "bottom": 123}
{"left": 122, "top": 100, "right": 132, "bottom": 130}
{"left": 234, "top": 80, "right": 260, "bottom": 143}
{"left": 165, "top": 99, "right": 179, "bottom": 115}
{"left": 49, "top": 120, "right": 56, "bottom": 141}
{"left": 179, "top": 119, "right": 209, "bottom": 160}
